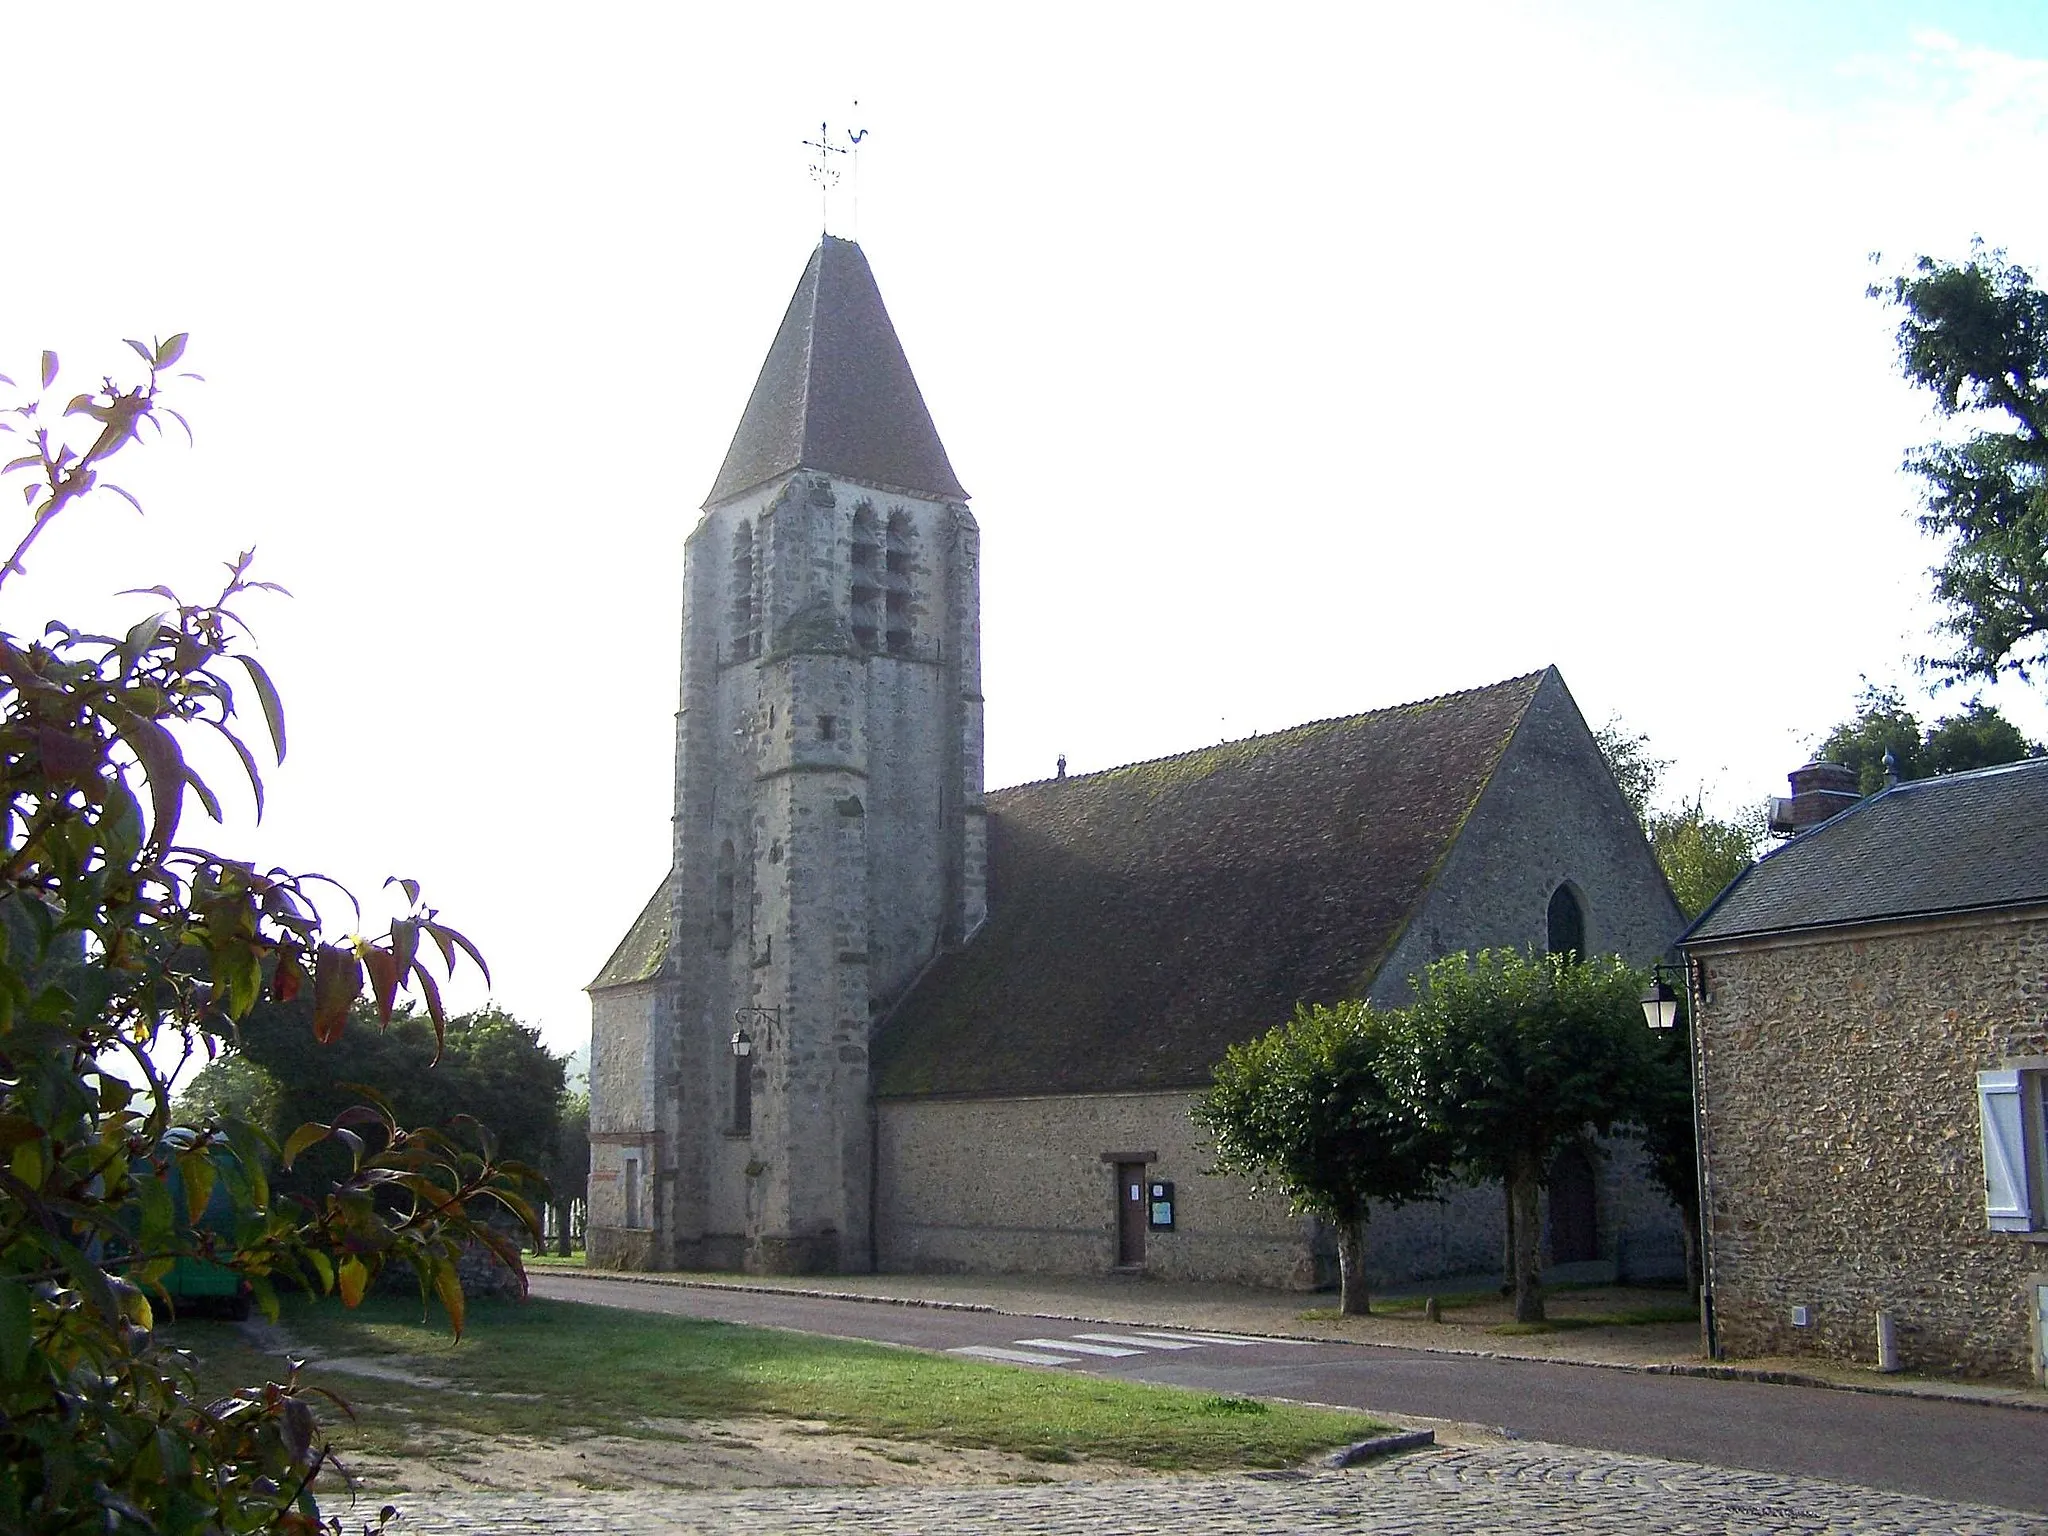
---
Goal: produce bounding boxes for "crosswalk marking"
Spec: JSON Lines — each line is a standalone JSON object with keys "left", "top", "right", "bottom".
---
{"left": 1013, "top": 1337, "right": 1143, "bottom": 1357}
{"left": 949, "top": 1345, "right": 1082, "bottom": 1366}
{"left": 1073, "top": 1331, "right": 1204, "bottom": 1350}
{"left": 1130, "top": 1330, "right": 1271, "bottom": 1346}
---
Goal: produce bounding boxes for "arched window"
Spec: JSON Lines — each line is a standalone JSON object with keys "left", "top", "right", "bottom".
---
{"left": 1546, "top": 883, "right": 1585, "bottom": 962}
{"left": 729, "top": 521, "right": 758, "bottom": 660}
{"left": 849, "top": 505, "right": 880, "bottom": 651}
{"left": 712, "top": 839, "right": 736, "bottom": 951}
{"left": 884, "top": 510, "right": 915, "bottom": 655}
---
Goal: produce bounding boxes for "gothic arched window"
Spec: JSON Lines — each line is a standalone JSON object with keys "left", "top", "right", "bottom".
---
{"left": 729, "top": 521, "right": 758, "bottom": 660}
{"left": 1546, "top": 883, "right": 1585, "bottom": 962}
{"left": 884, "top": 510, "right": 915, "bottom": 655}
{"left": 849, "top": 505, "right": 880, "bottom": 651}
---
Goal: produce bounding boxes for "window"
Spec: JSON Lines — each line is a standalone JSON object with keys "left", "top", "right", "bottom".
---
{"left": 732, "top": 1053, "right": 752, "bottom": 1136}
{"left": 1546, "top": 884, "right": 1585, "bottom": 961}
{"left": 884, "top": 510, "right": 915, "bottom": 655}
{"left": 729, "top": 521, "right": 758, "bottom": 660}
{"left": 849, "top": 505, "right": 880, "bottom": 651}
{"left": 1978, "top": 1067, "right": 2048, "bottom": 1232}
{"left": 818, "top": 714, "right": 837, "bottom": 742}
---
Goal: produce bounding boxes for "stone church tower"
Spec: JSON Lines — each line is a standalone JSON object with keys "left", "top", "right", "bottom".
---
{"left": 588, "top": 236, "right": 985, "bottom": 1274}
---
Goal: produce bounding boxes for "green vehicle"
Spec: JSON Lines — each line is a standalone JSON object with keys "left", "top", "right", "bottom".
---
{"left": 153, "top": 1132, "right": 253, "bottom": 1321}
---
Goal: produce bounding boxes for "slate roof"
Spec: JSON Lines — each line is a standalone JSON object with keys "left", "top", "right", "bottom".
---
{"left": 1684, "top": 757, "right": 2048, "bottom": 946}
{"left": 589, "top": 876, "right": 670, "bottom": 990}
{"left": 705, "top": 237, "right": 968, "bottom": 507}
{"left": 871, "top": 671, "right": 1550, "bottom": 1099}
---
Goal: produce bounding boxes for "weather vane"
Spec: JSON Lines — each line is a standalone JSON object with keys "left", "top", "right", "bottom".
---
{"left": 803, "top": 107, "right": 869, "bottom": 236}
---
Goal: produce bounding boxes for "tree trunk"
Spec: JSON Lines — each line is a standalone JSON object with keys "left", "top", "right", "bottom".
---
{"left": 1510, "top": 1159, "right": 1545, "bottom": 1323}
{"left": 1336, "top": 1216, "right": 1370, "bottom": 1315}
{"left": 555, "top": 1200, "right": 573, "bottom": 1258}
{"left": 1676, "top": 1193, "right": 1700, "bottom": 1303}
{"left": 1500, "top": 1187, "right": 1516, "bottom": 1295}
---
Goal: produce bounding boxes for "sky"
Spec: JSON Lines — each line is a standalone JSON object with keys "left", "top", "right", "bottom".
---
{"left": 11, "top": 2, "right": 2048, "bottom": 1066}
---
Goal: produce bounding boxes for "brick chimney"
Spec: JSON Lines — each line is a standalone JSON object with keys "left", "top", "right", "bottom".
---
{"left": 1767, "top": 759, "right": 1861, "bottom": 838}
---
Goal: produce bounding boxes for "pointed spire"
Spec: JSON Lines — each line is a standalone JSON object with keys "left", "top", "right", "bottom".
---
{"left": 705, "top": 236, "right": 968, "bottom": 507}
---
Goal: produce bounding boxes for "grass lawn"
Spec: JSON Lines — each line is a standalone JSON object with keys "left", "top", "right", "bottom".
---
{"left": 1302, "top": 1280, "right": 1698, "bottom": 1335}
{"left": 165, "top": 1294, "right": 1390, "bottom": 1474}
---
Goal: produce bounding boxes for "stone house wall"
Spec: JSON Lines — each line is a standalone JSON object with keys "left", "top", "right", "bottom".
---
{"left": 876, "top": 1092, "right": 1684, "bottom": 1289}
{"left": 1689, "top": 908, "right": 2048, "bottom": 1378}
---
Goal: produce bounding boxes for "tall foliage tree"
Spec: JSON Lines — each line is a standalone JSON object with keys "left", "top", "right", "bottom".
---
{"left": 1402, "top": 950, "right": 1652, "bottom": 1323}
{"left": 1816, "top": 684, "right": 2041, "bottom": 795}
{"left": 1875, "top": 245, "right": 2048, "bottom": 684}
{"left": 1594, "top": 718, "right": 1763, "bottom": 919}
{"left": 1195, "top": 1004, "right": 1448, "bottom": 1316}
{"left": 0, "top": 340, "right": 537, "bottom": 1533}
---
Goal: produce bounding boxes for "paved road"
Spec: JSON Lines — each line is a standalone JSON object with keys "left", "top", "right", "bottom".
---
{"left": 379, "top": 1444, "right": 2047, "bottom": 1534}
{"left": 530, "top": 1273, "right": 2048, "bottom": 1516}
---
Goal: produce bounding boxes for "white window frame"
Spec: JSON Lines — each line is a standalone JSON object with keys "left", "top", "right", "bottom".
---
{"left": 1978, "top": 1066, "right": 2048, "bottom": 1233}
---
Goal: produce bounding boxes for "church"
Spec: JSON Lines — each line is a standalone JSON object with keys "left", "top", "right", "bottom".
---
{"left": 587, "top": 235, "right": 1686, "bottom": 1286}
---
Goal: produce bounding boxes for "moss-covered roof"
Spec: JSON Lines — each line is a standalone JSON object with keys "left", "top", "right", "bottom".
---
{"left": 872, "top": 672, "right": 1547, "bottom": 1098}
{"left": 588, "top": 875, "right": 670, "bottom": 990}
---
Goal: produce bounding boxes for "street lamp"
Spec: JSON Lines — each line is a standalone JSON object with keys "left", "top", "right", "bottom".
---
{"left": 1640, "top": 971, "right": 1682, "bottom": 1030}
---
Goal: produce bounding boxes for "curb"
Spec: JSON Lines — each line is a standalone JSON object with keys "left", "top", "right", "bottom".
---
{"left": 529, "top": 1269, "right": 2048, "bottom": 1414}
{"left": 1324, "top": 1429, "right": 1436, "bottom": 1466}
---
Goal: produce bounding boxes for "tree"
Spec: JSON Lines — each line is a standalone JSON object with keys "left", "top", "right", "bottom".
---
{"left": 1872, "top": 246, "right": 2048, "bottom": 683}
{"left": 1402, "top": 950, "right": 1652, "bottom": 1323}
{"left": 1595, "top": 717, "right": 1762, "bottom": 919}
{"left": 193, "top": 1002, "right": 567, "bottom": 1202}
{"left": 1195, "top": 1004, "right": 1448, "bottom": 1316}
{"left": 1816, "top": 684, "right": 2040, "bottom": 794}
{"left": 1635, "top": 1008, "right": 1701, "bottom": 1301}
{"left": 0, "top": 340, "right": 538, "bottom": 1533}
{"left": 1650, "top": 797, "right": 1768, "bottom": 920}
{"left": 544, "top": 1090, "right": 589, "bottom": 1256}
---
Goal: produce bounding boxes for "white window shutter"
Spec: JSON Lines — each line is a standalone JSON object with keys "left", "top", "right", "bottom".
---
{"left": 1978, "top": 1070, "right": 2034, "bottom": 1232}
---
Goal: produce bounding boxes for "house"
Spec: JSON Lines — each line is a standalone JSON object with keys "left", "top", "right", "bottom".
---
{"left": 1681, "top": 756, "right": 2048, "bottom": 1381}
{"left": 586, "top": 234, "right": 1687, "bottom": 1289}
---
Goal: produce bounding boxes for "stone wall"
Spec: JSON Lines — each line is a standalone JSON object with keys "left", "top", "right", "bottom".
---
{"left": 877, "top": 1091, "right": 1685, "bottom": 1289}
{"left": 1689, "top": 909, "right": 2048, "bottom": 1379}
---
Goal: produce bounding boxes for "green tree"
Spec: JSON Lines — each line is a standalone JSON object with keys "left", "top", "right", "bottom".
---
{"left": 173, "top": 1050, "right": 285, "bottom": 1132}
{"left": 1874, "top": 245, "right": 2048, "bottom": 684}
{"left": 545, "top": 1090, "right": 589, "bottom": 1255}
{"left": 1816, "top": 685, "right": 2040, "bottom": 794}
{"left": 1636, "top": 1008, "right": 1701, "bottom": 1301}
{"left": 1195, "top": 1004, "right": 1448, "bottom": 1316}
{"left": 203, "top": 1002, "right": 567, "bottom": 1201}
{"left": 1594, "top": 718, "right": 1761, "bottom": 918}
{"left": 1650, "top": 797, "right": 1767, "bottom": 920}
{"left": 0, "top": 340, "right": 537, "bottom": 1533}
{"left": 1402, "top": 950, "right": 1652, "bottom": 1323}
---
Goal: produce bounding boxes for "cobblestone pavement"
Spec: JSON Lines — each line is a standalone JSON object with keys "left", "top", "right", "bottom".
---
{"left": 366, "top": 1443, "right": 2048, "bottom": 1535}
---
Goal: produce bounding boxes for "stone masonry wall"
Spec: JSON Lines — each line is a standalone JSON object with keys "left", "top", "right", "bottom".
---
{"left": 878, "top": 1093, "right": 1682, "bottom": 1289}
{"left": 1691, "top": 910, "right": 2048, "bottom": 1378}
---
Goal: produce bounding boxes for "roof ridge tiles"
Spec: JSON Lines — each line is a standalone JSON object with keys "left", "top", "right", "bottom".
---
{"left": 993, "top": 669, "right": 1550, "bottom": 792}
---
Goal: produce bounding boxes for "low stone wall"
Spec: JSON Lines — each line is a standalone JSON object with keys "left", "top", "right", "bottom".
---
{"left": 1691, "top": 910, "right": 2048, "bottom": 1378}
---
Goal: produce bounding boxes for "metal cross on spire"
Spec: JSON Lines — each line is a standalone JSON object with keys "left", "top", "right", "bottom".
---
{"left": 803, "top": 110, "right": 870, "bottom": 236}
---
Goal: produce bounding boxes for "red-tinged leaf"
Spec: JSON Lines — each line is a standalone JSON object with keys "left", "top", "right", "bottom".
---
{"left": 432, "top": 1259, "right": 465, "bottom": 1339}
{"left": 185, "top": 763, "right": 223, "bottom": 823}
{"left": 232, "top": 653, "right": 286, "bottom": 762}
{"left": 311, "top": 945, "right": 361, "bottom": 1044}
{"left": 337, "top": 1257, "right": 367, "bottom": 1309}
{"left": 390, "top": 919, "right": 419, "bottom": 996}
{"left": 387, "top": 876, "right": 422, "bottom": 908}
{"left": 121, "top": 610, "right": 167, "bottom": 676}
{"left": 424, "top": 920, "right": 491, "bottom": 987}
{"left": 111, "top": 711, "right": 184, "bottom": 850}
{"left": 2, "top": 454, "right": 39, "bottom": 474}
{"left": 363, "top": 946, "right": 399, "bottom": 1024}
{"left": 39, "top": 351, "right": 56, "bottom": 389}
{"left": 273, "top": 951, "right": 305, "bottom": 1004}
{"left": 35, "top": 726, "right": 97, "bottom": 783}
{"left": 125, "top": 339, "right": 154, "bottom": 367}
{"left": 102, "top": 483, "right": 145, "bottom": 516}
{"left": 209, "top": 719, "right": 265, "bottom": 820}
{"left": 280, "top": 1122, "right": 328, "bottom": 1168}
{"left": 156, "top": 333, "right": 188, "bottom": 368}
{"left": 0, "top": 371, "right": 12, "bottom": 387}
{"left": 162, "top": 407, "right": 193, "bottom": 446}
{"left": 410, "top": 961, "right": 446, "bottom": 1053}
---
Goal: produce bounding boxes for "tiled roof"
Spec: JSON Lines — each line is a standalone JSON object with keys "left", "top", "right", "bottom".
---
{"left": 705, "top": 237, "right": 968, "bottom": 506}
{"left": 588, "top": 876, "right": 669, "bottom": 990}
{"left": 1684, "top": 758, "right": 2048, "bottom": 945}
{"left": 871, "top": 672, "right": 1549, "bottom": 1099}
